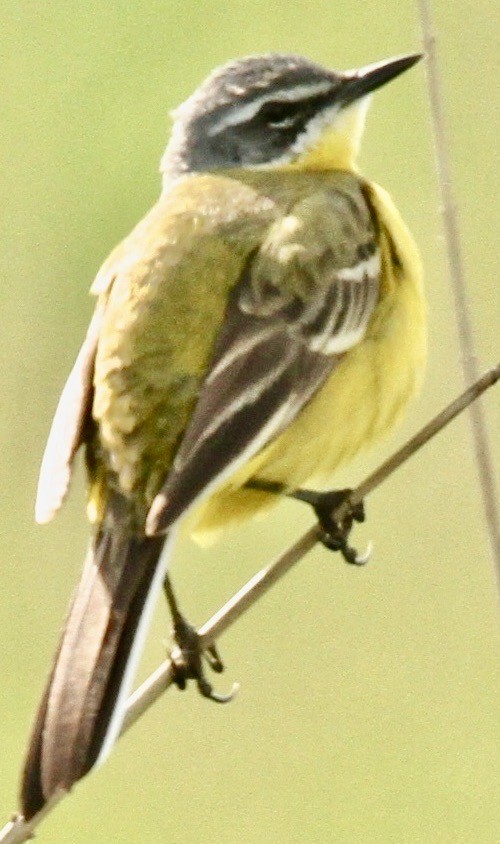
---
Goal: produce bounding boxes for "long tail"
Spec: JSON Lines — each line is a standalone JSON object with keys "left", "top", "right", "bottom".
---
{"left": 20, "top": 522, "right": 171, "bottom": 820}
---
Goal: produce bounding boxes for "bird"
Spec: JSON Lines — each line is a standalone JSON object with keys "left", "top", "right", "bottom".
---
{"left": 20, "top": 51, "right": 426, "bottom": 819}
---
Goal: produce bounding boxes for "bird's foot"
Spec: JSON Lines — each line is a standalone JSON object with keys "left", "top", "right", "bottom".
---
{"left": 290, "top": 487, "right": 371, "bottom": 565}
{"left": 169, "top": 614, "right": 238, "bottom": 704}
{"left": 246, "top": 479, "right": 370, "bottom": 566}
{"left": 164, "top": 576, "right": 238, "bottom": 703}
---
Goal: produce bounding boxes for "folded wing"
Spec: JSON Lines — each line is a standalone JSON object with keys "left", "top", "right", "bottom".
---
{"left": 146, "top": 186, "right": 380, "bottom": 535}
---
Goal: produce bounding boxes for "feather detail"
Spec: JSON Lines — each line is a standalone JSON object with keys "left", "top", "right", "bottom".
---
{"left": 35, "top": 306, "right": 102, "bottom": 524}
{"left": 20, "top": 504, "right": 171, "bottom": 820}
{"left": 146, "top": 182, "right": 379, "bottom": 535}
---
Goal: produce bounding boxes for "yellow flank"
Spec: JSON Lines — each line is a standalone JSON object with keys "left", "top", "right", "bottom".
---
{"left": 190, "top": 180, "right": 426, "bottom": 543}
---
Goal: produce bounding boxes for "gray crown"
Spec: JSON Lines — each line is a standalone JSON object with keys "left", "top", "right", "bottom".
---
{"left": 162, "top": 54, "right": 341, "bottom": 179}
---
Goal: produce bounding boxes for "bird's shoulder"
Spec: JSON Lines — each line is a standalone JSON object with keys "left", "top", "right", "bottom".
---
{"left": 251, "top": 173, "right": 378, "bottom": 303}
{"left": 90, "top": 173, "right": 279, "bottom": 299}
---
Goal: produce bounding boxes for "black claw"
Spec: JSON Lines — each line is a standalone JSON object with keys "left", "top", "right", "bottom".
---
{"left": 169, "top": 615, "right": 237, "bottom": 704}
{"left": 320, "top": 533, "right": 372, "bottom": 566}
{"left": 203, "top": 643, "right": 225, "bottom": 674}
{"left": 246, "top": 478, "right": 371, "bottom": 566}
{"left": 196, "top": 676, "right": 239, "bottom": 704}
{"left": 289, "top": 487, "right": 371, "bottom": 566}
{"left": 164, "top": 576, "right": 237, "bottom": 703}
{"left": 245, "top": 480, "right": 371, "bottom": 567}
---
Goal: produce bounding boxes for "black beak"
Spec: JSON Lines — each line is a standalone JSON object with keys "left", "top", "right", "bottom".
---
{"left": 339, "top": 53, "right": 422, "bottom": 105}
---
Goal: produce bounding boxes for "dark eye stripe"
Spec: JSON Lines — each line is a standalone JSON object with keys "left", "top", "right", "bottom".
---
{"left": 258, "top": 101, "right": 295, "bottom": 123}
{"left": 253, "top": 90, "right": 335, "bottom": 129}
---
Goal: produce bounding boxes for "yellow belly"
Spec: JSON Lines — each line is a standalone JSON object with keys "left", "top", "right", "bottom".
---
{"left": 189, "top": 182, "right": 426, "bottom": 544}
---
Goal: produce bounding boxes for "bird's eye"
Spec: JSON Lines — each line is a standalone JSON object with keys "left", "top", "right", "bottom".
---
{"left": 258, "top": 100, "right": 298, "bottom": 129}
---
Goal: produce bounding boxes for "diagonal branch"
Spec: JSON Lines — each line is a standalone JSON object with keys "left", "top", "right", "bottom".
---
{"left": 2, "top": 362, "right": 499, "bottom": 844}
{"left": 417, "top": 0, "right": 500, "bottom": 594}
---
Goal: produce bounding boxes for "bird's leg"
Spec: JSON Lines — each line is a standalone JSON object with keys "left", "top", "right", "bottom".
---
{"left": 163, "top": 575, "right": 237, "bottom": 703}
{"left": 246, "top": 479, "right": 370, "bottom": 566}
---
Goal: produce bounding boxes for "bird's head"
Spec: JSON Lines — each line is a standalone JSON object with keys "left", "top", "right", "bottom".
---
{"left": 161, "top": 52, "right": 421, "bottom": 182}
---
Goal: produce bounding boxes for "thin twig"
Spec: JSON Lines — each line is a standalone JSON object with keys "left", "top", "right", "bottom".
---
{"left": 3, "top": 363, "right": 498, "bottom": 844}
{"left": 417, "top": 0, "right": 500, "bottom": 593}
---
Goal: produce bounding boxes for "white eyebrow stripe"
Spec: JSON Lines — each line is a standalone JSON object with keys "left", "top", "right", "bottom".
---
{"left": 206, "top": 81, "right": 334, "bottom": 135}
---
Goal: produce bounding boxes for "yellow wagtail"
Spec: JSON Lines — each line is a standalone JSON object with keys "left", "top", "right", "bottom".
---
{"left": 21, "top": 52, "right": 426, "bottom": 818}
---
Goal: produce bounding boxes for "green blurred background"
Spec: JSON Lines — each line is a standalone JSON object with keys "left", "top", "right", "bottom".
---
{"left": 1, "top": 1, "right": 499, "bottom": 841}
